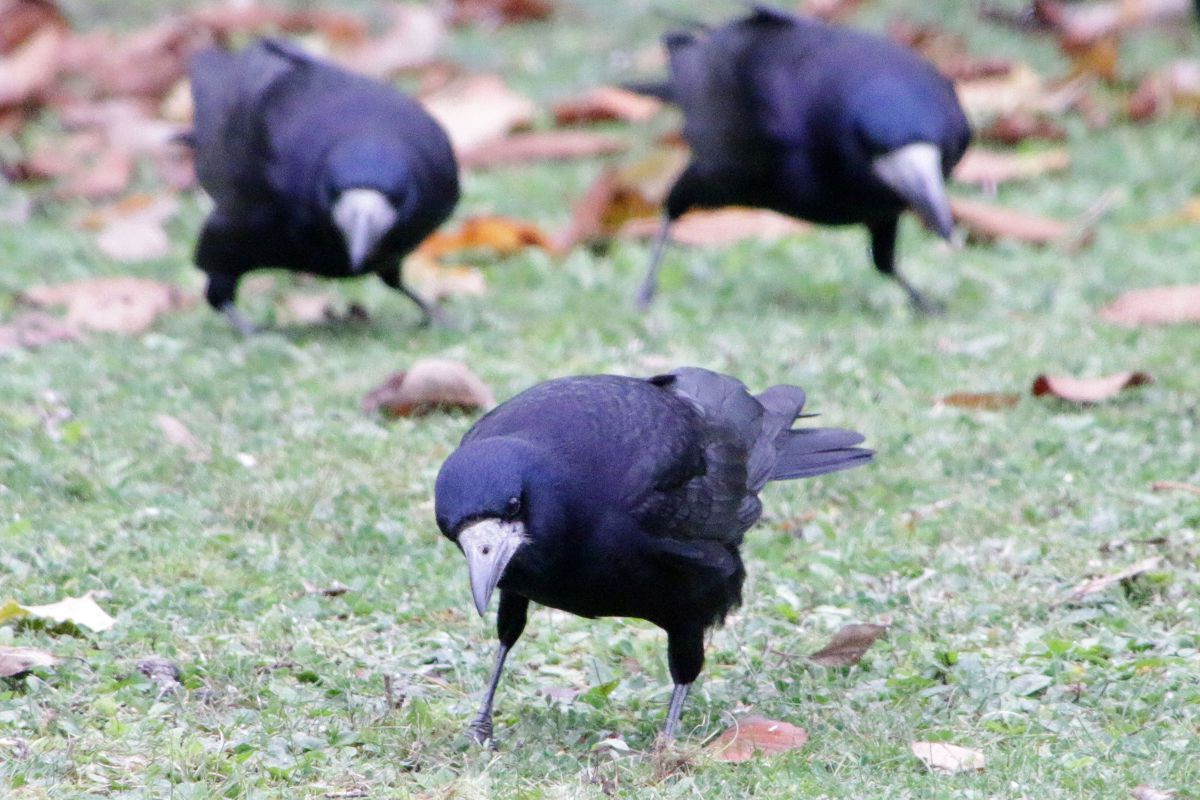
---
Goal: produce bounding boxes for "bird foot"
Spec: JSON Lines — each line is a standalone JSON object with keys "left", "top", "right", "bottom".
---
{"left": 634, "top": 284, "right": 657, "bottom": 312}
{"left": 909, "top": 293, "right": 946, "bottom": 316}
{"left": 466, "top": 716, "right": 494, "bottom": 747}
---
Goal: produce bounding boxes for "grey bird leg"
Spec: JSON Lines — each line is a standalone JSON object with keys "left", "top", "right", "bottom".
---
{"left": 635, "top": 215, "right": 673, "bottom": 311}
{"left": 467, "top": 642, "right": 511, "bottom": 746}
{"left": 220, "top": 302, "right": 258, "bottom": 338}
{"left": 661, "top": 682, "right": 692, "bottom": 741}
{"left": 380, "top": 264, "right": 445, "bottom": 327}
{"left": 868, "top": 217, "right": 943, "bottom": 315}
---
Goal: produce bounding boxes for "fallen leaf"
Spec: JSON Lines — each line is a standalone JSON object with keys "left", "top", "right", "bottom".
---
{"left": 1098, "top": 285, "right": 1200, "bottom": 326}
{"left": 953, "top": 148, "right": 1070, "bottom": 187}
{"left": 1150, "top": 481, "right": 1200, "bottom": 496}
{"left": 707, "top": 716, "right": 809, "bottom": 762}
{"left": 54, "top": 147, "right": 133, "bottom": 201}
{"left": 621, "top": 207, "right": 812, "bottom": 248}
{"left": 1031, "top": 371, "right": 1151, "bottom": 403}
{"left": 938, "top": 392, "right": 1021, "bottom": 410}
{"left": 302, "top": 580, "right": 348, "bottom": 597}
{"left": 0, "top": 592, "right": 116, "bottom": 632}
{"left": 802, "top": 0, "right": 866, "bottom": 22}
{"left": 977, "top": 111, "right": 1067, "bottom": 145}
{"left": 461, "top": 130, "right": 627, "bottom": 170}
{"left": 136, "top": 656, "right": 182, "bottom": 691}
{"left": 956, "top": 62, "right": 1047, "bottom": 119}
{"left": 1132, "top": 785, "right": 1176, "bottom": 800}
{"left": 418, "top": 215, "right": 553, "bottom": 260}
{"left": 0, "top": 0, "right": 68, "bottom": 55}
{"left": 0, "top": 24, "right": 66, "bottom": 109}
{"left": 887, "top": 17, "right": 1013, "bottom": 82}
{"left": 0, "top": 311, "right": 81, "bottom": 352}
{"left": 22, "top": 276, "right": 194, "bottom": 335}
{"left": 85, "top": 193, "right": 180, "bottom": 262}
{"left": 1057, "top": 556, "right": 1163, "bottom": 606}
{"left": 0, "top": 646, "right": 59, "bottom": 678}
{"left": 422, "top": 74, "right": 536, "bottom": 156}
{"left": 362, "top": 359, "right": 495, "bottom": 417}
{"left": 332, "top": 5, "right": 444, "bottom": 80}
{"left": 911, "top": 741, "right": 986, "bottom": 774}
{"left": 950, "top": 197, "right": 1071, "bottom": 246}
{"left": 1128, "top": 60, "right": 1200, "bottom": 121}
{"left": 156, "top": 413, "right": 209, "bottom": 462}
{"left": 450, "top": 0, "right": 553, "bottom": 26}
{"left": 809, "top": 623, "right": 888, "bottom": 667}
{"left": 405, "top": 254, "right": 487, "bottom": 301}
{"left": 553, "top": 86, "right": 663, "bottom": 126}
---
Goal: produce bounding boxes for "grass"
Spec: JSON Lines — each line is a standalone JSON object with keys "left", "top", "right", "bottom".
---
{"left": 3, "top": 1, "right": 1200, "bottom": 798}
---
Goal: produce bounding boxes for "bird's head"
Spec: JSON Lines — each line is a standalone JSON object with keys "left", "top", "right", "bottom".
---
{"left": 434, "top": 437, "right": 563, "bottom": 616}
{"left": 851, "top": 82, "right": 967, "bottom": 240}
{"left": 322, "top": 137, "right": 418, "bottom": 272}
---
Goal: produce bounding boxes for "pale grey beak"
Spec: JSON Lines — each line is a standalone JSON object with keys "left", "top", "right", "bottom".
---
{"left": 458, "top": 518, "right": 527, "bottom": 616}
{"left": 872, "top": 142, "right": 954, "bottom": 239}
{"left": 332, "top": 188, "right": 399, "bottom": 272}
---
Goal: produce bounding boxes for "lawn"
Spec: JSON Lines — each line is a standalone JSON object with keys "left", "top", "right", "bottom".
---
{"left": 2, "top": 1, "right": 1199, "bottom": 798}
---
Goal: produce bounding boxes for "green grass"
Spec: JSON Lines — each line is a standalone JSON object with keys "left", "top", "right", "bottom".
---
{"left": 3, "top": 1, "right": 1200, "bottom": 798}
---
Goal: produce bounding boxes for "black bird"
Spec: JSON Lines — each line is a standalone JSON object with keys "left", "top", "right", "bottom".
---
{"left": 188, "top": 39, "right": 460, "bottom": 334}
{"left": 637, "top": 6, "right": 971, "bottom": 313}
{"left": 434, "top": 367, "right": 872, "bottom": 743}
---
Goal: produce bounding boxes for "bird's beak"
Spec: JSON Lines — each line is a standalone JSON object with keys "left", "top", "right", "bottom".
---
{"left": 458, "top": 518, "right": 527, "bottom": 616}
{"left": 332, "top": 188, "right": 399, "bottom": 272}
{"left": 872, "top": 142, "right": 954, "bottom": 239}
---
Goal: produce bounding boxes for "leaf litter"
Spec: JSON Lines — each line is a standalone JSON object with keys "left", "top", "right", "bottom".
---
{"left": 707, "top": 716, "right": 809, "bottom": 762}
{"left": 362, "top": 359, "right": 495, "bottom": 418}
{"left": 0, "top": 592, "right": 116, "bottom": 632}
{"left": 808, "top": 623, "right": 889, "bottom": 667}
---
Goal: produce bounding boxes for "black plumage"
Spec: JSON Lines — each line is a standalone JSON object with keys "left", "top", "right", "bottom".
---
{"left": 434, "top": 367, "right": 872, "bottom": 743}
{"left": 188, "top": 39, "right": 460, "bottom": 333}
{"left": 637, "top": 6, "right": 972, "bottom": 312}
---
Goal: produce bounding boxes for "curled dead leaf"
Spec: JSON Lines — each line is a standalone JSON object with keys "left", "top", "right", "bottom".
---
{"left": 553, "top": 86, "right": 663, "bottom": 126}
{"left": 911, "top": 741, "right": 986, "bottom": 774}
{"left": 1056, "top": 556, "right": 1164, "bottom": 607}
{"left": 460, "top": 130, "right": 627, "bottom": 170}
{"left": 0, "top": 646, "right": 59, "bottom": 678}
{"left": 362, "top": 359, "right": 495, "bottom": 418}
{"left": 707, "top": 716, "right": 809, "bottom": 762}
{"left": 0, "top": 592, "right": 116, "bottom": 632}
{"left": 1098, "top": 285, "right": 1200, "bottom": 327}
{"left": 953, "top": 148, "right": 1070, "bottom": 187}
{"left": 422, "top": 74, "right": 536, "bottom": 156}
{"left": 938, "top": 392, "right": 1020, "bottom": 410}
{"left": 22, "top": 276, "right": 194, "bottom": 335}
{"left": 1032, "top": 371, "right": 1151, "bottom": 404}
{"left": 809, "top": 623, "right": 888, "bottom": 667}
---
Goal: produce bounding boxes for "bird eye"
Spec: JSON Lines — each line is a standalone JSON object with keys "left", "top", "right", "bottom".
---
{"left": 505, "top": 496, "right": 522, "bottom": 517}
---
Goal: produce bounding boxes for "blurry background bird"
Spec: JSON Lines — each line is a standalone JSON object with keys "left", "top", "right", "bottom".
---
{"left": 187, "top": 39, "right": 460, "bottom": 334}
{"left": 434, "top": 367, "right": 872, "bottom": 744}
{"left": 637, "top": 6, "right": 971, "bottom": 313}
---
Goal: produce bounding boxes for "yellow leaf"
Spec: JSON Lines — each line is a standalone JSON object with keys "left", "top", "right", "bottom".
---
{"left": 0, "top": 592, "right": 116, "bottom": 632}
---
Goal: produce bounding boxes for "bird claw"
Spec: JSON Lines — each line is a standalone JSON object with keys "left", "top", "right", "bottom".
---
{"left": 466, "top": 716, "right": 494, "bottom": 747}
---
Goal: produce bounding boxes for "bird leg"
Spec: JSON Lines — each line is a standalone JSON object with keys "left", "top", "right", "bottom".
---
{"left": 220, "top": 303, "right": 259, "bottom": 338}
{"left": 660, "top": 682, "right": 692, "bottom": 742}
{"left": 867, "top": 217, "right": 943, "bottom": 315}
{"left": 635, "top": 215, "right": 673, "bottom": 311}
{"left": 380, "top": 265, "right": 445, "bottom": 327}
{"left": 467, "top": 642, "right": 510, "bottom": 746}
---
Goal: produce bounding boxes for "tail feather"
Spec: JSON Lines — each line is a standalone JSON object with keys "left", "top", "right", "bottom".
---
{"left": 770, "top": 427, "right": 872, "bottom": 481}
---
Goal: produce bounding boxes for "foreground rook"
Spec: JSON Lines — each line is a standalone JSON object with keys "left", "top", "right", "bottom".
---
{"left": 435, "top": 367, "right": 872, "bottom": 744}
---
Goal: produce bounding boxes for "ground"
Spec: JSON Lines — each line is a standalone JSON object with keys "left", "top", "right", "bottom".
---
{"left": 2, "top": 1, "right": 1199, "bottom": 798}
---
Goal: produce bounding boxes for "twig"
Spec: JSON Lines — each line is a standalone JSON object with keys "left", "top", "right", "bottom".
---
{"left": 1151, "top": 480, "right": 1200, "bottom": 496}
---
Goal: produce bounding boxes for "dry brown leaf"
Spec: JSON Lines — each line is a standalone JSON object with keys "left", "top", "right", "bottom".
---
{"left": 1128, "top": 60, "right": 1200, "bottom": 121}
{"left": 0, "top": 311, "right": 81, "bottom": 352}
{"left": 0, "top": 23, "right": 65, "bottom": 109}
{"left": 1098, "top": 285, "right": 1200, "bottom": 327}
{"left": 362, "top": 359, "right": 495, "bottom": 417}
{"left": 54, "top": 147, "right": 133, "bottom": 201}
{"left": 953, "top": 148, "right": 1070, "bottom": 187}
{"left": 938, "top": 392, "right": 1021, "bottom": 410}
{"left": 950, "top": 197, "right": 1070, "bottom": 246}
{"left": 419, "top": 215, "right": 553, "bottom": 260}
{"left": 1057, "top": 556, "right": 1163, "bottom": 606}
{"left": 977, "top": 111, "right": 1068, "bottom": 145}
{"left": 422, "top": 74, "right": 536, "bottom": 155}
{"left": 331, "top": 5, "right": 444, "bottom": 80}
{"left": 621, "top": 208, "right": 812, "bottom": 248}
{"left": 911, "top": 741, "right": 986, "bottom": 774}
{"left": 1150, "top": 481, "right": 1200, "bottom": 496}
{"left": 461, "top": 130, "right": 627, "bottom": 170}
{"left": 887, "top": 17, "right": 1012, "bottom": 82}
{"left": 707, "top": 716, "right": 809, "bottom": 762}
{"left": 156, "top": 413, "right": 209, "bottom": 463}
{"left": 809, "top": 623, "right": 888, "bottom": 667}
{"left": 85, "top": 193, "right": 180, "bottom": 262}
{"left": 1032, "top": 371, "right": 1151, "bottom": 403}
{"left": 23, "top": 276, "right": 194, "bottom": 335}
{"left": 956, "top": 62, "right": 1047, "bottom": 119}
{"left": 406, "top": 255, "right": 487, "bottom": 301}
{"left": 1132, "top": 784, "right": 1177, "bottom": 800}
{"left": 450, "top": 0, "right": 554, "bottom": 26}
{"left": 553, "top": 86, "right": 663, "bottom": 126}
{"left": 1041, "top": 0, "right": 1191, "bottom": 47}
{"left": 0, "top": 592, "right": 116, "bottom": 632}
{"left": 0, "top": 646, "right": 59, "bottom": 677}
{"left": 0, "top": 0, "right": 68, "bottom": 55}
